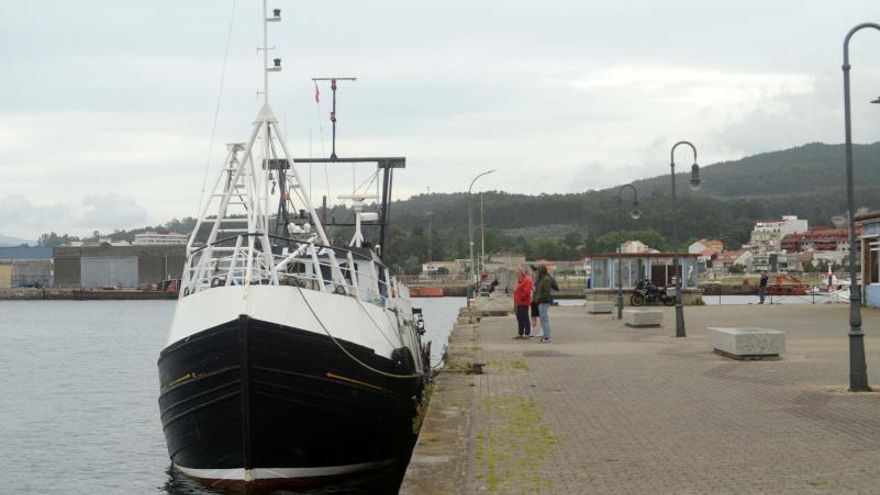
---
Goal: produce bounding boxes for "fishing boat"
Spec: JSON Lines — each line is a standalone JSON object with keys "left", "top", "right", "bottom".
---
{"left": 157, "top": 3, "right": 429, "bottom": 491}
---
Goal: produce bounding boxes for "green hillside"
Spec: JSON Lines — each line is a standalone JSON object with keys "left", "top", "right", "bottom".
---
{"left": 380, "top": 142, "right": 880, "bottom": 272}
{"left": 35, "top": 142, "right": 880, "bottom": 274}
{"left": 632, "top": 141, "right": 880, "bottom": 199}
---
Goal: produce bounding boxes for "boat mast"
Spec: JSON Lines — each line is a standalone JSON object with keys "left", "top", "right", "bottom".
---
{"left": 312, "top": 77, "right": 356, "bottom": 160}
{"left": 183, "top": 1, "right": 349, "bottom": 295}
{"left": 261, "top": 0, "right": 280, "bottom": 105}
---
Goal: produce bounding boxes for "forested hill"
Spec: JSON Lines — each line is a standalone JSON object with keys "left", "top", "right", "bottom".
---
{"left": 630, "top": 141, "right": 880, "bottom": 199}
{"left": 376, "top": 142, "right": 880, "bottom": 271}
{"left": 31, "top": 142, "right": 880, "bottom": 274}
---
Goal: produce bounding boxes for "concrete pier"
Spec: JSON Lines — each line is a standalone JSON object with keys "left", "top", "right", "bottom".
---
{"left": 0, "top": 288, "right": 176, "bottom": 300}
{"left": 402, "top": 304, "right": 880, "bottom": 494}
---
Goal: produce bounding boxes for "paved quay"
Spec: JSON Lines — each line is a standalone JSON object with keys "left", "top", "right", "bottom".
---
{"left": 401, "top": 303, "right": 880, "bottom": 494}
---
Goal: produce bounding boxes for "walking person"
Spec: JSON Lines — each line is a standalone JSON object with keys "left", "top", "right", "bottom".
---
{"left": 513, "top": 266, "right": 533, "bottom": 339}
{"left": 533, "top": 264, "right": 556, "bottom": 343}
{"left": 758, "top": 270, "right": 769, "bottom": 304}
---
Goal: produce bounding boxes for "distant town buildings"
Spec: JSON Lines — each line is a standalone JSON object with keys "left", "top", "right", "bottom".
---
{"left": 718, "top": 248, "right": 752, "bottom": 271}
{"left": 688, "top": 239, "right": 724, "bottom": 254}
{"left": 676, "top": 215, "right": 858, "bottom": 277}
{"left": 620, "top": 240, "right": 658, "bottom": 254}
{"left": 133, "top": 230, "right": 188, "bottom": 245}
{"left": 65, "top": 238, "right": 131, "bottom": 247}
{"left": 749, "top": 215, "right": 808, "bottom": 255}
{"left": 780, "top": 227, "right": 850, "bottom": 254}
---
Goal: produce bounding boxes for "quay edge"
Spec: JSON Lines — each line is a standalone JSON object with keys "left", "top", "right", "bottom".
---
{"left": 399, "top": 307, "right": 481, "bottom": 495}
{"left": 0, "top": 288, "right": 177, "bottom": 300}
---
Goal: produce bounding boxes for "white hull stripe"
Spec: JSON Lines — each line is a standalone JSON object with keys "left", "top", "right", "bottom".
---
{"left": 174, "top": 459, "right": 395, "bottom": 481}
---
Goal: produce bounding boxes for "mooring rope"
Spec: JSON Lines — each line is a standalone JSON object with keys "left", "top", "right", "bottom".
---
{"left": 293, "top": 284, "right": 425, "bottom": 379}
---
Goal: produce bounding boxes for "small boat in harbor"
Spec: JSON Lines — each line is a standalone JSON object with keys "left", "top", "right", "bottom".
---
{"left": 156, "top": 2, "right": 430, "bottom": 491}
{"left": 409, "top": 287, "right": 445, "bottom": 297}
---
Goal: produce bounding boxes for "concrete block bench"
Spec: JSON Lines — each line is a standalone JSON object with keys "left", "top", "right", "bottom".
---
{"left": 586, "top": 301, "right": 614, "bottom": 314}
{"left": 623, "top": 309, "right": 663, "bottom": 327}
{"left": 708, "top": 327, "right": 785, "bottom": 360}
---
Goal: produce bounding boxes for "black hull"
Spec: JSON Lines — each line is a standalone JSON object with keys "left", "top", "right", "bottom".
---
{"left": 157, "top": 315, "right": 425, "bottom": 491}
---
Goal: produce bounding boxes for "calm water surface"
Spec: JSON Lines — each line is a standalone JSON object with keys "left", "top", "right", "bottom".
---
{"left": 0, "top": 297, "right": 463, "bottom": 494}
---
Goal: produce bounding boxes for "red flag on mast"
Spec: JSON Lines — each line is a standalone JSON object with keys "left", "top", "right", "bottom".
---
{"left": 314, "top": 82, "right": 320, "bottom": 103}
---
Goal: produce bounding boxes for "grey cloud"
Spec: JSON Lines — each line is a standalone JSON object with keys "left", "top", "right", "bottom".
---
{"left": 0, "top": 195, "right": 72, "bottom": 238}
{"left": 712, "top": 74, "right": 880, "bottom": 157}
{"left": 78, "top": 193, "right": 149, "bottom": 231}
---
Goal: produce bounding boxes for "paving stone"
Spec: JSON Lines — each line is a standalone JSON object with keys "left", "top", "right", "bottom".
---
{"left": 462, "top": 304, "right": 880, "bottom": 494}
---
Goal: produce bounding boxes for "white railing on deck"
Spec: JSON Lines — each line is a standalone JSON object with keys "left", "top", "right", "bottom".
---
{"left": 180, "top": 235, "right": 403, "bottom": 309}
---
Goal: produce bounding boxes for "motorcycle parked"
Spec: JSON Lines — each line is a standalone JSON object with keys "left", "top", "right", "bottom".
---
{"left": 630, "top": 279, "right": 676, "bottom": 306}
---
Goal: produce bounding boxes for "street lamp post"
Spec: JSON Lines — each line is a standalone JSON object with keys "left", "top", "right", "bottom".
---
{"left": 468, "top": 169, "right": 496, "bottom": 284}
{"left": 426, "top": 211, "right": 433, "bottom": 262}
{"left": 840, "top": 22, "right": 878, "bottom": 392}
{"left": 616, "top": 185, "right": 641, "bottom": 319}
{"left": 480, "top": 192, "right": 486, "bottom": 277}
{"left": 669, "top": 141, "right": 702, "bottom": 338}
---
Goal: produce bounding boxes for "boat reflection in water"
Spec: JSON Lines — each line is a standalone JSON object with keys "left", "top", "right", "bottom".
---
{"left": 162, "top": 465, "right": 405, "bottom": 495}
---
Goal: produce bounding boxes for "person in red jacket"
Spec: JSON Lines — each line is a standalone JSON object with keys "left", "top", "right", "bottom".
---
{"left": 513, "top": 266, "right": 533, "bottom": 339}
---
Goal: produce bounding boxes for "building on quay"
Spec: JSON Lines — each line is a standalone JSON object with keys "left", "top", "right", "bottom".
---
{"left": 857, "top": 212, "right": 880, "bottom": 308}
{"left": 0, "top": 246, "right": 54, "bottom": 288}
{"left": 586, "top": 252, "right": 702, "bottom": 304}
{"left": 53, "top": 244, "right": 185, "bottom": 289}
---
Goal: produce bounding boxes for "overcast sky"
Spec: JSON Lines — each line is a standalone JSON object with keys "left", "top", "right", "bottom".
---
{"left": 2, "top": 1, "right": 880, "bottom": 240}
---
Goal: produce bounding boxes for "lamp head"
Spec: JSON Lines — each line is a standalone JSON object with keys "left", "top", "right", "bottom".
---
{"left": 872, "top": 96, "right": 880, "bottom": 104}
{"left": 630, "top": 201, "right": 642, "bottom": 220}
{"left": 688, "top": 162, "right": 702, "bottom": 192}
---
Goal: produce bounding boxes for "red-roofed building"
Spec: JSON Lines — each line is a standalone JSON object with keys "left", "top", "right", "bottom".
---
{"left": 780, "top": 227, "right": 856, "bottom": 254}
{"left": 719, "top": 248, "right": 753, "bottom": 270}
{"left": 688, "top": 239, "right": 724, "bottom": 255}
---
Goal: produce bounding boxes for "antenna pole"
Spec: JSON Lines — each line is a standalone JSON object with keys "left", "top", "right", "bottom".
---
{"left": 259, "top": 1, "right": 281, "bottom": 103}
{"left": 331, "top": 79, "right": 337, "bottom": 159}
{"left": 313, "top": 77, "right": 357, "bottom": 160}
{"left": 262, "top": 0, "right": 268, "bottom": 104}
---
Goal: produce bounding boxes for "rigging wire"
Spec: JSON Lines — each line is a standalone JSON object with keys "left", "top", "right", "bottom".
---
{"left": 354, "top": 170, "right": 379, "bottom": 195}
{"left": 292, "top": 284, "right": 425, "bottom": 379}
{"left": 197, "top": 0, "right": 238, "bottom": 215}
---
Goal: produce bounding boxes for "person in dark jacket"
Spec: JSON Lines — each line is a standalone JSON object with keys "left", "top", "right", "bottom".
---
{"left": 533, "top": 264, "right": 557, "bottom": 342}
{"left": 529, "top": 265, "right": 541, "bottom": 337}
{"left": 758, "top": 270, "right": 769, "bottom": 304}
{"left": 513, "top": 266, "right": 533, "bottom": 338}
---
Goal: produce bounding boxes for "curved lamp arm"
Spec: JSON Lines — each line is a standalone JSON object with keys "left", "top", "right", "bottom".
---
{"left": 670, "top": 140, "right": 697, "bottom": 166}
{"left": 671, "top": 140, "right": 702, "bottom": 191}
{"left": 468, "top": 169, "right": 497, "bottom": 194}
{"left": 617, "top": 184, "right": 640, "bottom": 218}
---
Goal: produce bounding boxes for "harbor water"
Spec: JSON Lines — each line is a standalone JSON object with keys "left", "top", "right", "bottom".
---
{"left": 0, "top": 298, "right": 463, "bottom": 494}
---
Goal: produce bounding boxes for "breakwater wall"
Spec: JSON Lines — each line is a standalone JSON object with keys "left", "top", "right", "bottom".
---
{"left": 0, "top": 288, "right": 177, "bottom": 300}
